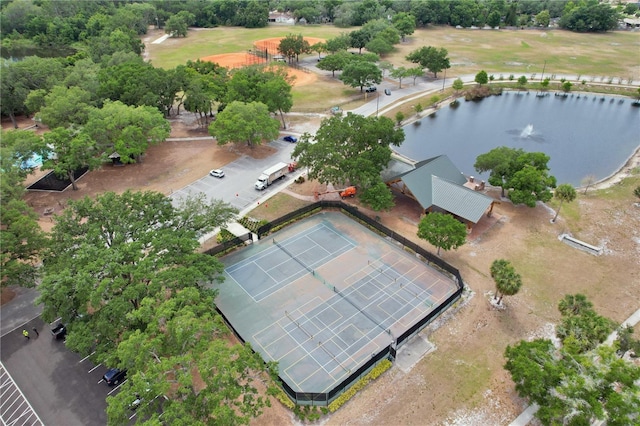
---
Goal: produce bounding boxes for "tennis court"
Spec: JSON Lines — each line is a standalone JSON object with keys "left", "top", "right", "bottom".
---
{"left": 214, "top": 211, "right": 459, "bottom": 399}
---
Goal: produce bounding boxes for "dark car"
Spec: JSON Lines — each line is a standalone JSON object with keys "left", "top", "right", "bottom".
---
{"left": 51, "top": 323, "right": 66, "bottom": 340}
{"left": 365, "top": 86, "right": 377, "bottom": 93}
{"left": 283, "top": 135, "right": 297, "bottom": 143}
{"left": 103, "top": 368, "right": 127, "bottom": 386}
{"left": 384, "top": 88, "right": 391, "bottom": 96}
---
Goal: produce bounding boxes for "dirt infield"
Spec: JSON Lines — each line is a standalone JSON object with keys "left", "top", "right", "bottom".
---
{"left": 199, "top": 52, "right": 317, "bottom": 87}
{"left": 253, "top": 37, "right": 325, "bottom": 55}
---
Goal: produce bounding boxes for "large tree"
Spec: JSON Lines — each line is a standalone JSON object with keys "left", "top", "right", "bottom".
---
{"left": 392, "top": 12, "right": 416, "bottom": 42}
{"left": 0, "top": 56, "right": 66, "bottom": 128}
{"left": 36, "top": 85, "right": 93, "bottom": 129}
{"left": 405, "top": 46, "right": 450, "bottom": 78}
{"left": 317, "top": 51, "right": 351, "bottom": 77}
{"left": 39, "top": 127, "right": 104, "bottom": 191}
{"left": 82, "top": 100, "right": 170, "bottom": 163}
{"left": 556, "top": 294, "right": 616, "bottom": 355}
{"left": 34, "top": 191, "right": 273, "bottom": 425}
{"left": 417, "top": 212, "right": 467, "bottom": 255}
{"left": 98, "top": 60, "right": 173, "bottom": 114}
{"left": 37, "top": 190, "right": 237, "bottom": 360}
{"left": 209, "top": 101, "right": 280, "bottom": 147}
{"left": 474, "top": 147, "right": 556, "bottom": 205}
{"left": 505, "top": 299, "right": 638, "bottom": 426}
{"left": 339, "top": 61, "right": 382, "bottom": 92}
{"left": 106, "top": 287, "right": 275, "bottom": 426}
{"left": 0, "top": 130, "right": 47, "bottom": 288}
{"left": 291, "top": 112, "right": 404, "bottom": 191}
{"left": 508, "top": 163, "right": 557, "bottom": 207}
{"left": 278, "top": 33, "right": 310, "bottom": 63}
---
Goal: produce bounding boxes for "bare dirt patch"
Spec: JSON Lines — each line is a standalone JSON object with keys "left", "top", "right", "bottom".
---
{"left": 253, "top": 37, "right": 326, "bottom": 54}
{"left": 200, "top": 52, "right": 318, "bottom": 86}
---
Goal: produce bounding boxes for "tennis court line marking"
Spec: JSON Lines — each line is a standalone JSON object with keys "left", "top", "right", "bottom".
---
{"left": 279, "top": 315, "right": 349, "bottom": 379}
{"left": 226, "top": 223, "right": 356, "bottom": 302}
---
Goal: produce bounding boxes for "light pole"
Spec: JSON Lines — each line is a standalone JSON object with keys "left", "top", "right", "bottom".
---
{"left": 442, "top": 68, "right": 447, "bottom": 92}
{"left": 541, "top": 60, "right": 546, "bottom": 82}
{"left": 376, "top": 92, "right": 380, "bottom": 117}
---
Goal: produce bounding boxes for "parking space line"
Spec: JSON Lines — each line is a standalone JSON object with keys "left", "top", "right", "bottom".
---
{"left": 0, "top": 314, "right": 43, "bottom": 338}
{"left": 107, "top": 381, "right": 126, "bottom": 396}
{"left": 0, "top": 361, "right": 44, "bottom": 426}
{"left": 88, "top": 364, "right": 102, "bottom": 373}
{"left": 49, "top": 318, "right": 62, "bottom": 325}
{"left": 79, "top": 351, "right": 96, "bottom": 363}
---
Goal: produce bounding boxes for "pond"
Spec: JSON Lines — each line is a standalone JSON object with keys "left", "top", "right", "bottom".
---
{"left": 1, "top": 45, "right": 76, "bottom": 61}
{"left": 397, "top": 91, "right": 640, "bottom": 186}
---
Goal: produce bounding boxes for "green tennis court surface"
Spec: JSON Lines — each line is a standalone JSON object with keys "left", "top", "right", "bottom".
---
{"left": 215, "top": 211, "right": 459, "bottom": 399}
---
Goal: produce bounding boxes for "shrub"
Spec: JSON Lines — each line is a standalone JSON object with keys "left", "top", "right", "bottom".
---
{"left": 216, "top": 228, "right": 235, "bottom": 243}
{"left": 328, "top": 359, "right": 392, "bottom": 412}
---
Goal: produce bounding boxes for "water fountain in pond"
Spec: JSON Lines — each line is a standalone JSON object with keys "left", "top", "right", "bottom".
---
{"left": 520, "top": 124, "right": 534, "bottom": 138}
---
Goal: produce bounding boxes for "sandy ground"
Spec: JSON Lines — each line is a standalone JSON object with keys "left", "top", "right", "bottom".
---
{"left": 199, "top": 52, "right": 317, "bottom": 86}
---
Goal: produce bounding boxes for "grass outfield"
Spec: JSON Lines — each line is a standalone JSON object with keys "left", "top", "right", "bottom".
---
{"left": 147, "top": 26, "right": 639, "bottom": 112}
{"left": 149, "top": 25, "right": 639, "bottom": 79}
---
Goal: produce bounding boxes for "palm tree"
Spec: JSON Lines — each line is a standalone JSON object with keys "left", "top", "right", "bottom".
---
{"left": 490, "top": 259, "right": 523, "bottom": 305}
{"left": 558, "top": 293, "right": 593, "bottom": 316}
{"left": 552, "top": 183, "right": 577, "bottom": 223}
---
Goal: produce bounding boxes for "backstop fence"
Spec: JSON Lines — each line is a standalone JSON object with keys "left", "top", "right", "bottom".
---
{"left": 208, "top": 201, "right": 464, "bottom": 406}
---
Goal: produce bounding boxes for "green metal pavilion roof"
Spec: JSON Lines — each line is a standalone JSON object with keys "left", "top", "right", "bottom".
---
{"left": 387, "top": 155, "right": 493, "bottom": 224}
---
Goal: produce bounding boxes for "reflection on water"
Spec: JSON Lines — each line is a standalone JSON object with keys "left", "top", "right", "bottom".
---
{"left": 397, "top": 92, "right": 640, "bottom": 186}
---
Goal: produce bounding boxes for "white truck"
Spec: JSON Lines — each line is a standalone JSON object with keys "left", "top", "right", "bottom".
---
{"left": 254, "top": 162, "right": 289, "bottom": 190}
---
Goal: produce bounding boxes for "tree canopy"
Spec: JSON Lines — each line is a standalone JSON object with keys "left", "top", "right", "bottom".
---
{"left": 278, "top": 34, "right": 310, "bottom": 62}
{"left": 405, "top": 46, "right": 450, "bottom": 78}
{"left": 208, "top": 101, "right": 280, "bottom": 147}
{"left": 34, "top": 190, "right": 273, "bottom": 424}
{"left": 82, "top": 100, "right": 170, "bottom": 163}
{"left": 291, "top": 112, "right": 404, "bottom": 193}
{"left": 417, "top": 212, "right": 467, "bottom": 255}
{"left": 504, "top": 295, "right": 637, "bottom": 426}
{"left": 339, "top": 61, "right": 382, "bottom": 92}
{"left": 40, "top": 127, "right": 103, "bottom": 190}
{"left": 0, "top": 129, "right": 47, "bottom": 288}
{"left": 474, "top": 147, "right": 557, "bottom": 206}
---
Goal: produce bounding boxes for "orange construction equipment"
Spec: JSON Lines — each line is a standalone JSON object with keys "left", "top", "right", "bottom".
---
{"left": 339, "top": 186, "right": 356, "bottom": 199}
{"left": 314, "top": 186, "right": 357, "bottom": 200}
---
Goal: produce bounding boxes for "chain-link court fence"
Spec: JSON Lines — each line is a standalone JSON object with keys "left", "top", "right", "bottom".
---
{"left": 210, "top": 203, "right": 463, "bottom": 406}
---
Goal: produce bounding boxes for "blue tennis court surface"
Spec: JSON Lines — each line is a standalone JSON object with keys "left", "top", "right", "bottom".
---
{"left": 226, "top": 223, "right": 355, "bottom": 301}
{"left": 215, "top": 212, "right": 459, "bottom": 396}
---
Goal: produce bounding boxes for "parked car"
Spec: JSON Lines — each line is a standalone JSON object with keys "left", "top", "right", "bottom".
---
{"left": 103, "top": 368, "right": 127, "bottom": 386}
{"left": 365, "top": 86, "right": 377, "bottom": 93}
{"left": 384, "top": 88, "right": 391, "bottom": 96}
{"left": 209, "top": 169, "right": 225, "bottom": 178}
{"left": 283, "top": 135, "right": 297, "bottom": 143}
{"left": 51, "top": 323, "right": 66, "bottom": 340}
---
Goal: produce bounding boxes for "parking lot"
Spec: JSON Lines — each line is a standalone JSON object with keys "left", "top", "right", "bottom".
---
{"left": 170, "top": 138, "right": 300, "bottom": 213}
{"left": 1, "top": 317, "right": 117, "bottom": 425}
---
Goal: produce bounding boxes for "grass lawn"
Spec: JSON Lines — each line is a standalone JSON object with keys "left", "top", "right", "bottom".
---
{"left": 149, "top": 26, "right": 640, "bottom": 80}
{"left": 147, "top": 26, "right": 640, "bottom": 113}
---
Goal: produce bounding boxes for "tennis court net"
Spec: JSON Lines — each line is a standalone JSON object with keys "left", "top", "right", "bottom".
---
{"left": 273, "top": 238, "right": 314, "bottom": 274}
